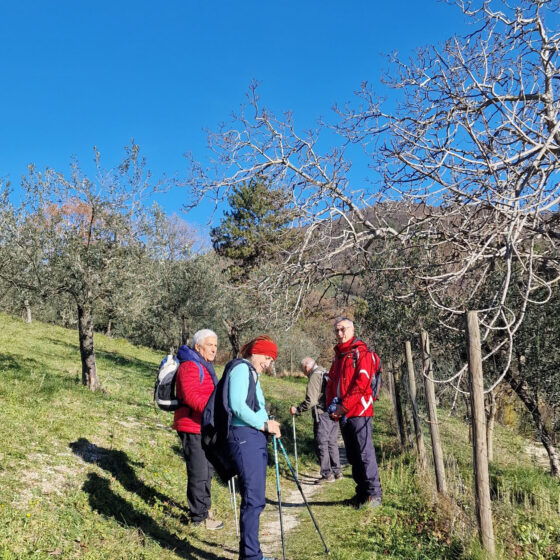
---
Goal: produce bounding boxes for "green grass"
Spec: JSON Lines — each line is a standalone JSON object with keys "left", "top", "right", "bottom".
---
{"left": 0, "top": 313, "right": 559, "bottom": 559}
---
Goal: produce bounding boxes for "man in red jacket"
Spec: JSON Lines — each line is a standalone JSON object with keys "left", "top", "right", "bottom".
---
{"left": 326, "top": 317, "right": 382, "bottom": 508}
{"left": 173, "top": 329, "right": 224, "bottom": 530}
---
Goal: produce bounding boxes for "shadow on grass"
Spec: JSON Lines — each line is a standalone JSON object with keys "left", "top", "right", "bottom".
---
{"left": 83, "top": 472, "right": 222, "bottom": 560}
{"left": 70, "top": 438, "right": 187, "bottom": 515}
{"left": 265, "top": 496, "right": 344, "bottom": 508}
{"left": 0, "top": 352, "right": 76, "bottom": 399}
{"left": 172, "top": 443, "right": 184, "bottom": 458}
{"left": 96, "top": 348, "right": 156, "bottom": 377}
{"left": 42, "top": 337, "right": 156, "bottom": 377}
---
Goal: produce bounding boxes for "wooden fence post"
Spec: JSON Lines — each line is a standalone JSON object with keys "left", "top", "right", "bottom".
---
{"left": 405, "top": 340, "right": 427, "bottom": 471}
{"left": 392, "top": 360, "right": 407, "bottom": 449}
{"left": 466, "top": 311, "right": 495, "bottom": 556}
{"left": 420, "top": 329, "right": 447, "bottom": 495}
{"left": 386, "top": 359, "right": 395, "bottom": 402}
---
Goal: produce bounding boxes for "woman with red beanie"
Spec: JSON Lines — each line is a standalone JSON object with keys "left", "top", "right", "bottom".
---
{"left": 226, "top": 335, "right": 281, "bottom": 560}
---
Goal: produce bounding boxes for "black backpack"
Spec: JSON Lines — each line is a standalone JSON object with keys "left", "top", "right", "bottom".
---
{"left": 154, "top": 354, "right": 203, "bottom": 412}
{"left": 201, "top": 358, "right": 260, "bottom": 482}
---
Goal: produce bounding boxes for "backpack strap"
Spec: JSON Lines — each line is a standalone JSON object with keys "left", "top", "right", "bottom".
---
{"left": 196, "top": 362, "right": 204, "bottom": 384}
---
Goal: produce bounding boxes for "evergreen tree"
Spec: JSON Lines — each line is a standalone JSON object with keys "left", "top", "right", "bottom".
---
{"left": 210, "top": 177, "right": 294, "bottom": 280}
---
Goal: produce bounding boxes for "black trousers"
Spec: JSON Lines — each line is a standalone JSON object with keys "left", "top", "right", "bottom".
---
{"left": 178, "top": 431, "right": 213, "bottom": 523}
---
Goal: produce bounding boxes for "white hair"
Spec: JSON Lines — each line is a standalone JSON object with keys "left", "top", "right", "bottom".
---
{"left": 334, "top": 317, "right": 354, "bottom": 328}
{"left": 193, "top": 329, "right": 217, "bottom": 347}
{"left": 300, "top": 357, "right": 316, "bottom": 371}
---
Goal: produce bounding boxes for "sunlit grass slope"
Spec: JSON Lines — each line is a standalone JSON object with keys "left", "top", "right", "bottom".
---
{"left": 0, "top": 313, "right": 558, "bottom": 559}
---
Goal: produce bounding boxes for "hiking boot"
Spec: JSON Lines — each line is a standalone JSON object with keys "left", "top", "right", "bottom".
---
{"left": 342, "top": 495, "right": 360, "bottom": 507}
{"left": 314, "top": 474, "right": 335, "bottom": 484}
{"left": 343, "top": 495, "right": 381, "bottom": 509}
{"left": 204, "top": 517, "right": 224, "bottom": 530}
{"left": 360, "top": 496, "right": 382, "bottom": 509}
{"left": 263, "top": 557, "right": 279, "bottom": 560}
{"left": 193, "top": 517, "right": 224, "bottom": 530}
{"left": 334, "top": 472, "right": 343, "bottom": 480}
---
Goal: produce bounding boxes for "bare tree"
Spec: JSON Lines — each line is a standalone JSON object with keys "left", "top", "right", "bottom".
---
{"left": 189, "top": 0, "right": 560, "bottom": 349}
{"left": 337, "top": 0, "right": 560, "bottom": 386}
{"left": 186, "top": 0, "right": 560, "bottom": 473}
{"left": 185, "top": 84, "right": 400, "bottom": 324}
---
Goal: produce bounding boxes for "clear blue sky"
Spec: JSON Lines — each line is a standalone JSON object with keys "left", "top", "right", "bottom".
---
{"left": 1, "top": 1, "right": 469, "bottom": 231}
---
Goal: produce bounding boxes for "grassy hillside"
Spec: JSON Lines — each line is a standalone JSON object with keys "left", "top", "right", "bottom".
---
{"left": 0, "top": 313, "right": 558, "bottom": 559}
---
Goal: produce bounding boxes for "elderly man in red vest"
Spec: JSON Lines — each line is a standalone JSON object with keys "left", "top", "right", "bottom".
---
{"left": 173, "top": 328, "right": 224, "bottom": 530}
{"left": 326, "top": 317, "right": 382, "bottom": 508}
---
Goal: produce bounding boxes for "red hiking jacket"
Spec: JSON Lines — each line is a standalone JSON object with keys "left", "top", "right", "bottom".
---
{"left": 173, "top": 361, "right": 215, "bottom": 434}
{"left": 326, "top": 337, "right": 375, "bottom": 418}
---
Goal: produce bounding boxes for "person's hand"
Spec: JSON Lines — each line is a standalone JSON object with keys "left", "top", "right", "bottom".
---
{"left": 332, "top": 404, "right": 348, "bottom": 420}
{"left": 290, "top": 406, "right": 297, "bottom": 415}
{"left": 265, "top": 419, "right": 281, "bottom": 438}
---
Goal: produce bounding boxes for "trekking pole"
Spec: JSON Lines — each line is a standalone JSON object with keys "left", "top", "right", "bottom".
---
{"left": 228, "top": 477, "right": 234, "bottom": 509}
{"left": 292, "top": 414, "right": 299, "bottom": 479}
{"left": 277, "top": 437, "right": 330, "bottom": 555}
{"left": 231, "top": 476, "right": 239, "bottom": 538}
{"left": 272, "top": 434, "right": 286, "bottom": 560}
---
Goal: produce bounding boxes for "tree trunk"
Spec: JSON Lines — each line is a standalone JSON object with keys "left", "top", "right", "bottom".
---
{"left": 181, "top": 315, "right": 189, "bottom": 346}
{"left": 105, "top": 319, "right": 112, "bottom": 338}
{"left": 466, "top": 311, "right": 495, "bottom": 556}
{"left": 23, "top": 299, "right": 32, "bottom": 323}
{"left": 78, "top": 302, "right": 100, "bottom": 392}
{"left": 506, "top": 355, "right": 560, "bottom": 478}
{"left": 223, "top": 318, "right": 241, "bottom": 357}
{"left": 420, "top": 329, "right": 447, "bottom": 495}
{"left": 486, "top": 391, "right": 497, "bottom": 463}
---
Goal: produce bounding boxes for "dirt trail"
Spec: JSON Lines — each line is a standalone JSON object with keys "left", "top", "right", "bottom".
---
{"left": 259, "top": 470, "right": 323, "bottom": 554}
{"left": 259, "top": 434, "right": 347, "bottom": 558}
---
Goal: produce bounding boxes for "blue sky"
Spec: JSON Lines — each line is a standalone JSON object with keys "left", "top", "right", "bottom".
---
{"left": 1, "top": 1, "right": 469, "bottom": 233}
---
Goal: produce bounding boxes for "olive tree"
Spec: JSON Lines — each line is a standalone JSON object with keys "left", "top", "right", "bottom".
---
{"left": 0, "top": 143, "right": 162, "bottom": 391}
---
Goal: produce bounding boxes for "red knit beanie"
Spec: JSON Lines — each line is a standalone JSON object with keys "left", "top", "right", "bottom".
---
{"left": 249, "top": 337, "right": 278, "bottom": 360}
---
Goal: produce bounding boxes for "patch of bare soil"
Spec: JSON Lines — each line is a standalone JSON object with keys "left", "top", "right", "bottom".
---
{"left": 525, "top": 442, "right": 550, "bottom": 469}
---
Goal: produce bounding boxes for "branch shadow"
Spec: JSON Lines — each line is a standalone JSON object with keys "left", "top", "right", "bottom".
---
{"left": 43, "top": 337, "right": 156, "bottom": 377}
{"left": 70, "top": 438, "right": 187, "bottom": 516}
{"left": 83, "top": 472, "right": 222, "bottom": 560}
{"left": 265, "top": 497, "right": 343, "bottom": 508}
{"left": 0, "top": 352, "right": 76, "bottom": 397}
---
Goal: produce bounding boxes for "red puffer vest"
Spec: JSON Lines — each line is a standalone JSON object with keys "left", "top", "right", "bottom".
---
{"left": 173, "top": 361, "right": 216, "bottom": 434}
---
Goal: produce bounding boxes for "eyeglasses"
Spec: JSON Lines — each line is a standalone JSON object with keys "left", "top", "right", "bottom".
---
{"left": 334, "top": 326, "right": 347, "bottom": 333}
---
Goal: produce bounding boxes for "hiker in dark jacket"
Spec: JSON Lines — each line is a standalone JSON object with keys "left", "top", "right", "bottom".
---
{"left": 226, "top": 335, "right": 281, "bottom": 560}
{"left": 290, "top": 357, "right": 342, "bottom": 484}
{"left": 326, "top": 317, "right": 382, "bottom": 509}
{"left": 173, "top": 329, "right": 224, "bottom": 530}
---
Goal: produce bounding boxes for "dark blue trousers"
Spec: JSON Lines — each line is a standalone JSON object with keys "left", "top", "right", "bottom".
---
{"left": 227, "top": 426, "right": 268, "bottom": 560}
{"left": 341, "top": 416, "right": 382, "bottom": 500}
